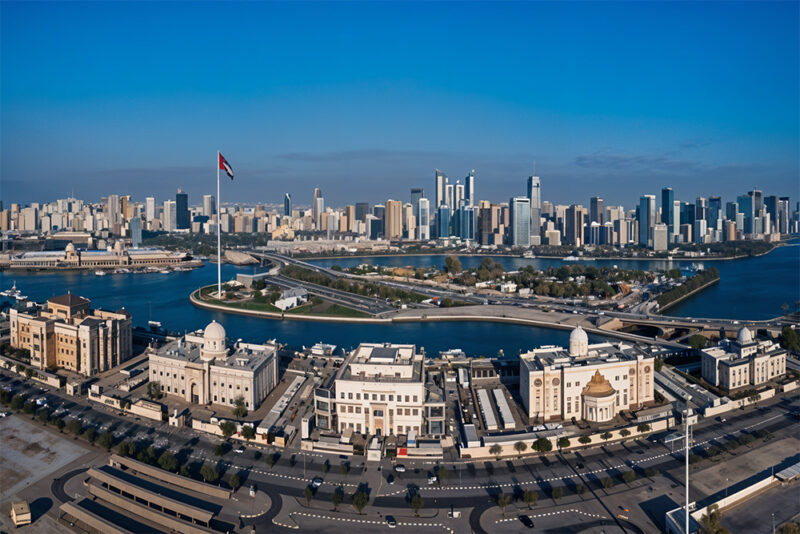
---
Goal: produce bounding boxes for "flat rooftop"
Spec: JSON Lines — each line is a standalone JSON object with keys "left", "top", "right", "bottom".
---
{"left": 521, "top": 341, "right": 652, "bottom": 372}
{"left": 152, "top": 333, "right": 275, "bottom": 372}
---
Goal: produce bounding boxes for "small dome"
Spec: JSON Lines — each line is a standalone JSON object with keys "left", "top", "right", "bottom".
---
{"left": 737, "top": 327, "right": 753, "bottom": 344}
{"left": 569, "top": 326, "right": 589, "bottom": 357}
{"left": 65, "top": 242, "right": 76, "bottom": 252}
{"left": 582, "top": 370, "right": 616, "bottom": 398}
{"left": 204, "top": 320, "right": 226, "bottom": 342}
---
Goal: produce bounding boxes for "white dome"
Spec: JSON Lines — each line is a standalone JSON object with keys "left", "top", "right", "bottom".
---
{"left": 65, "top": 242, "right": 76, "bottom": 252}
{"left": 569, "top": 326, "right": 589, "bottom": 357}
{"left": 204, "top": 320, "right": 226, "bottom": 342}
{"left": 737, "top": 327, "right": 753, "bottom": 344}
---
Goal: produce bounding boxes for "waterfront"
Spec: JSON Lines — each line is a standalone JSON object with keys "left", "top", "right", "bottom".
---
{"left": 1, "top": 242, "right": 797, "bottom": 356}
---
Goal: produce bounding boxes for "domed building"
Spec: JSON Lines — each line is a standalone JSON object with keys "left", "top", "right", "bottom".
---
{"left": 701, "top": 327, "right": 787, "bottom": 392}
{"left": 569, "top": 326, "right": 589, "bottom": 357}
{"left": 519, "top": 326, "right": 655, "bottom": 423}
{"left": 148, "top": 321, "right": 278, "bottom": 410}
{"left": 737, "top": 327, "right": 753, "bottom": 345}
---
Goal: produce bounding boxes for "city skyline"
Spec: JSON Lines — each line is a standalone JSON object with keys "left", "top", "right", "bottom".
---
{"left": 2, "top": 1, "right": 798, "bottom": 206}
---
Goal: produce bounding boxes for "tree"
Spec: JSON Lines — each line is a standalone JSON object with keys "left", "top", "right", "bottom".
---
{"left": 10, "top": 394, "right": 25, "bottom": 411}
{"left": 98, "top": 431, "right": 114, "bottom": 450}
{"left": 576, "top": 483, "right": 586, "bottom": 495}
{"left": 303, "top": 486, "right": 313, "bottom": 506}
{"left": 158, "top": 451, "right": 179, "bottom": 472}
{"left": 654, "top": 358, "right": 664, "bottom": 372}
{"left": 699, "top": 503, "right": 730, "bottom": 534}
{"left": 241, "top": 424, "right": 255, "bottom": 441}
{"left": 514, "top": 441, "right": 528, "bottom": 457}
{"left": 24, "top": 367, "right": 33, "bottom": 379}
{"left": 232, "top": 396, "right": 248, "bottom": 418}
{"left": 219, "top": 420, "right": 237, "bottom": 439}
{"left": 214, "top": 443, "right": 225, "bottom": 457}
{"left": 557, "top": 437, "right": 571, "bottom": 450}
{"left": 534, "top": 437, "right": 552, "bottom": 453}
{"left": 601, "top": 477, "right": 614, "bottom": 489}
{"left": 645, "top": 468, "right": 659, "bottom": 478}
{"left": 200, "top": 464, "right": 219, "bottom": 483}
{"left": 578, "top": 436, "right": 592, "bottom": 445}
{"left": 551, "top": 487, "right": 563, "bottom": 501}
{"left": 437, "top": 466, "right": 450, "bottom": 485}
{"left": 523, "top": 489, "right": 539, "bottom": 509}
{"left": 265, "top": 452, "right": 277, "bottom": 469}
{"left": 55, "top": 418, "right": 66, "bottom": 432}
{"left": 117, "top": 441, "right": 132, "bottom": 457}
{"left": 619, "top": 428, "right": 631, "bottom": 439}
{"left": 410, "top": 494, "right": 424, "bottom": 517}
{"left": 331, "top": 489, "right": 343, "bottom": 511}
{"left": 637, "top": 423, "right": 651, "bottom": 433}
{"left": 496, "top": 492, "right": 511, "bottom": 515}
{"left": 780, "top": 523, "right": 800, "bottom": 534}
{"left": 600, "top": 432, "right": 613, "bottom": 442}
{"left": 622, "top": 470, "right": 636, "bottom": 484}
{"left": 688, "top": 334, "right": 708, "bottom": 350}
{"left": 351, "top": 491, "right": 368, "bottom": 514}
{"left": 444, "top": 256, "right": 462, "bottom": 274}
{"left": 83, "top": 427, "right": 96, "bottom": 444}
{"left": 147, "top": 381, "right": 163, "bottom": 400}
{"left": 489, "top": 444, "right": 502, "bottom": 459}
{"left": 229, "top": 474, "right": 241, "bottom": 491}
{"left": 780, "top": 326, "right": 800, "bottom": 352}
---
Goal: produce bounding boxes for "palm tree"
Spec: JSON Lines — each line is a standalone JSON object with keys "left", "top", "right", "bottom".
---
{"left": 514, "top": 441, "right": 527, "bottom": 457}
{"left": 489, "top": 444, "right": 502, "bottom": 460}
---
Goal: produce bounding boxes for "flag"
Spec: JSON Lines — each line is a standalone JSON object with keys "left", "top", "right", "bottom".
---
{"left": 219, "top": 153, "right": 234, "bottom": 180}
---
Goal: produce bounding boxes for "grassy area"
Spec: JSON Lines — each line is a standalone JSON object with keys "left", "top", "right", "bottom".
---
{"left": 285, "top": 300, "right": 370, "bottom": 318}
{"left": 196, "top": 286, "right": 281, "bottom": 313}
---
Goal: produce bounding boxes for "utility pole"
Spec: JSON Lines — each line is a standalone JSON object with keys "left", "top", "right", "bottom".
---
{"left": 684, "top": 407, "right": 695, "bottom": 534}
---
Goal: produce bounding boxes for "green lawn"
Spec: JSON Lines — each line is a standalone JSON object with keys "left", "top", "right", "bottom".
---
{"left": 285, "top": 301, "right": 370, "bottom": 318}
{"left": 196, "top": 286, "right": 281, "bottom": 313}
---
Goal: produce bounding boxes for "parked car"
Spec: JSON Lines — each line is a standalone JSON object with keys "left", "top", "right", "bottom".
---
{"left": 234, "top": 446, "right": 245, "bottom": 454}
{"left": 311, "top": 477, "right": 323, "bottom": 488}
{"left": 519, "top": 515, "right": 534, "bottom": 528}
{"left": 394, "top": 465, "right": 406, "bottom": 473}
{"left": 386, "top": 516, "right": 397, "bottom": 528}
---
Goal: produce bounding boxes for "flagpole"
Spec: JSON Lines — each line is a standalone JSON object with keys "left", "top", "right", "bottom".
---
{"left": 217, "top": 150, "right": 222, "bottom": 298}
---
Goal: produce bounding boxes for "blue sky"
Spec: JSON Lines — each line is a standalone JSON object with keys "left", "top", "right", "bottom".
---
{"left": 1, "top": 1, "right": 798, "bottom": 209}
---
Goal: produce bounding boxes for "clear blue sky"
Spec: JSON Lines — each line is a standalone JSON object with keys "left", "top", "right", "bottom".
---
{"left": 1, "top": 1, "right": 798, "bottom": 209}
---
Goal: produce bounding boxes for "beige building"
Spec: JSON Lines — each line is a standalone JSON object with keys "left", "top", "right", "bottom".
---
{"left": 147, "top": 321, "right": 278, "bottom": 411}
{"left": 519, "top": 327, "right": 655, "bottom": 423}
{"left": 315, "top": 343, "right": 445, "bottom": 437}
{"left": 0, "top": 241, "right": 188, "bottom": 270}
{"left": 701, "top": 327, "right": 787, "bottom": 392}
{"left": 10, "top": 294, "right": 132, "bottom": 375}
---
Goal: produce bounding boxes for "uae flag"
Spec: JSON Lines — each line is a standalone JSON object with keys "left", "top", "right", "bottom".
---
{"left": 219, "top": 153, "right": 234, "bottom": 179}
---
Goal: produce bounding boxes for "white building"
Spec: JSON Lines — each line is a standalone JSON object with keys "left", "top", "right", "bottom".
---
{"left": 314, "top": 343, "right": 445, "bottom": 437}
{"left": 147, "top": 321, "right": 278, "bottom": 411}
{"left": 519, "top": 327, "right": 655, "bottom": 423}
{"left": 701, "top": 327, "right": 786, "bottom": 392}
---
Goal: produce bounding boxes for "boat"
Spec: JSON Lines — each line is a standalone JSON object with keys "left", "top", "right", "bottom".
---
{"left": 563, "top": 255, "right": 580, "bottom": 261}
{"left": 0, "top": 282, "right": 22, "bottom": 298}
{"left": 94, "top": 270, "right": 108, "bottom": 276}
{"left": 159, "top": 269, "right": 171, "bottom": 274}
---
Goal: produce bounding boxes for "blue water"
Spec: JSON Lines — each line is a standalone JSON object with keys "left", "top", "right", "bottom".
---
{"left": 2, "top": 242, "right": 796, "bottom": 356}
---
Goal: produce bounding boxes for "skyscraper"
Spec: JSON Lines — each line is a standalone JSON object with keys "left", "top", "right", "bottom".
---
{"left": 435, "top": 170, "right": 447, "bottom": 208}
{"left": 175, "top": 190, "right": 189, "bottom": 230}
{"left": 661, "top": 187, "right": 674, "bottom": 235}
{"left": 145, "top": 197, "right": 156, "bottom": 222}
{"left": 163, "top": 200, "right": 176, "bottom": 232}
{"left": 589, "top": 196, "right": 604, "bottom": 225}
{"left": 737, "top": 194, "right": 754, "bottom": 233}
{"left": 284, "top": 193, "right": 292, "bottom": 217}
{"left": 384, "top": 200, "right": 402, "bottom": 239}
{"left": 464, "top": 170, "right": 475, "bottom": 205}
{"left": 509, "top": 197, "right": 531, "bottom": 247}
{"left": 708, "top": 196, "right": 722, "bottom": 229}
{"left": 417, "top": 198, "right": 430, "bottom": 240}
{"left": 130, "top": 217, "right": 142, "bottom": 247}
{"left": 695, "top": 196, "right": 707, "bottom": 221}
{"left": 355, "top": 202, "right": 370, "bottom": 222}
{"left": 436, "top": 205, "right": 451, "bottom": 238}
{"left": 454, "top": 181, "right": 464, "bottom": 209}
{"left": 410, "top": 188, "right": 424, "bottom": 216}
{"left": 203, "top": 194, "right": 216, "bottom": 218}
{"left": 312, "top": 188, "right": 323, "bottom": 223}
{"left": 638, "top": 195, "right": 656, "bottom": 247}
{"left": 527, "top": 174, "right": 541, "bottom": 242}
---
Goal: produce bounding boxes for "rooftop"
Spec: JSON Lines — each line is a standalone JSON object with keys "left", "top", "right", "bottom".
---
{"left": 48, "top": 293, "right": 90, "bottom": 307}
{"left": 521, "top": 341, "right": 652, "bottom": 372}
{"left": 152, "top": 332, "right": 276, "bottom": 372}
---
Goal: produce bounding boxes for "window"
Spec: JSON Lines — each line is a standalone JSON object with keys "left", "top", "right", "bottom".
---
{"left": 405, "top": 395, "right": 410, "bottom": 402}
{"left": 214, "top": 395, "right": 217, "bottom": 401}
{"left": 340, "top": 392, "right": 345, "bottom": 399}
{"left": 413, "top": 395, "right": 418, "bottom": 403}
{"left": 356, "top": 407, "right": 361, "bottom": 414}
{"left": 389, "top": 395, "right": 394, "bottom": 401}
{"left": 348, "top": 392, "right": 353, "bottom": 400}
{"left": 221, "top": 397, "right": 225, "bottom": 403}
{"left": 356, "top": 393, "right": 360, "bottom": 400}
{"left": 412, "top": 409, "right": 418, "bottom": 416}
{"left": 348, "top": 406, "right": 353, "bottom": 413}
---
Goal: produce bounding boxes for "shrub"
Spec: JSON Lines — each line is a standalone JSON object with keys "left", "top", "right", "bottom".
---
{"left": 410, "top": 494, "right": 424, "bottom": 516}
{"left": 551, "top": 487, "right": 563, "bottom": 500}
{"left": 578, "top": 436, "right": 592, "bottom": 445}
{"left": 200, "top": 464, "right": 219, "bottom": 483}
{"left": 601, "top": 477, "right": 614, "bottom": 489}
{"left": 622, "top": 471, "right": 636, "bottom": 483}
{"left": 229, "top": 474, "right": 241, "bottom": 491}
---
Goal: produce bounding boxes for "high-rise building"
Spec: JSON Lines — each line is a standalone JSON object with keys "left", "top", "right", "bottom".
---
{"left": 464, "top": 170, "right": 475, "bottom": 206}
{"left": 564, "top": 205, "right": 586, "bottom": 246}
{"left": 778, "top": 197, "right": 790, "bottom": 234}
{"left": 445, "top": 183, "right": 454, "bottom": 211}
{"left": 695, "top": 196, "right": 707, "bottom": 221}
{"left": 737, "top": 194, "right": 754, "bottom": 233}
{"left": 384, "top": 200, "right": 402, "bottom": 239}
{"left": 283, "top": 194, "right": 292, "bottom": 217}
{"left": 203, "top": 194, "right": 216, "bottom": 218}
{"left": 175, "top": 190, "right": 189, "bottom": 230}
{"left": 708, "top": 196, "right": 722, "bottom": 229}
{"left": 527, "top": 175, "right": 541, "bottom": 242}
{"left": 130, "top": 217, "right": 142, "bottom": 247}
{"left": 764, "top": 195, "right": 778, "bottom": 233}
{"left": 726, "top": 201, "right": 738, "bottom": 222}
{"left": 410, "top": 188, "right": 424, "bottom": 216}
{"left": 312, "top": 188, "right": 323, "bottom": 223}
{"left": 373, "top": 204, "right": 386, "bottom": 223}
{"left": 589, "top": 196, "right": 604, "bottom": 225}
{"left": 509, "top": 197, "right": 531, "bottom": 248}
{"left": 454, "top": 182, "right": 464, "bottom": 209}
{"left": 145, "top": 197, "right": 156, "bottom": 222}
{"left": 314, "top": 196, "right": 325, "bottom": 229}
{"left": 638, "top": 195, "right": 655, "bottom": 247}
{"left": 106, "top": 194, "right": 120, "bottom": 228}
{"left": 661, "top": 187, "right": 674, "bottom": 234}
{"left": 435, "top": 170, "right": 447, "bottom": 208}
{"left": 436, "top": 205, "right": 451, "bottom": 238}
{"left": 355, "top": 202, "right": 370, "bottom": 222}
{"left": 417, "top": 198, "right": 430, "bottom": 240}
{"left": 162, "top": 200, "right": 176, "bottom": 232}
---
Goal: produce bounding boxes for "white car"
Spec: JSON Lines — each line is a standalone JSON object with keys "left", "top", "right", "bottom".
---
{"left": 311, "top": 477, "right": 323, "bottom": 488}
{"left": 234, "top": 446, "right": 245, "bottom": 454}
{"left": 394, "top": 465, "right": 406, "bottom": 473}
{"left": 0, "top": 411, "right": 11, "bottom": 417}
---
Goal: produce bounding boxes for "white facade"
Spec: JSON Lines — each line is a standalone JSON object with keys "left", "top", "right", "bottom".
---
{"left": 701, "top": 327, "right": 786, "bottom": 391}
